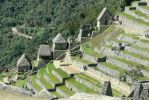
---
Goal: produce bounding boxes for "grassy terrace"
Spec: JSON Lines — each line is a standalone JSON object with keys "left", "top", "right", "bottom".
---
{"left": 67, "top": 78, "right": 96, "bottom": 93}
{"left": 114, "top": 57, "right": 149, "bottom": 72}
{"left": 133, "top": 45, "right": 149, "bottom": 52}
{"left": 141, "top": 6, "right": 149, "bottom": 10}
{"left": 46, "top": 72, "right": 61, "bottom": 84}
{"left": 76, "top": 73, "right": 102, "bottom": 87}
{"left": 57, "top": 85, "right": 75, "bottom": 96}
{"left": 37, "top": 68, "right": 54, "bottom": 89}
{"left": 72, "top": 56, "right": 95, "bottom": 64}
{"left": 119, "top": 12, "right": 149, "bottom": 26}
{"left": 124, "top": 50, "right": 149, "bottom": 61}
{"left": 100, "top": 62, "right": 126, "bottom": 74}
{"left": 132, "top": 10, "right": 149, "bottom": 19}
{"left": 31, "top": 75, "right": 42, "bottom": 91}
{"left": 50, "top": 91, "right": 61, "bottom": 97}
{"left": 47, "top": 63, "right": 69, "bottom": 78}
{"left": 81, "top": 45, "right": 102, "bottom": 58}
{"left": 15, "top": 79, "right": 26, "bottom": 87}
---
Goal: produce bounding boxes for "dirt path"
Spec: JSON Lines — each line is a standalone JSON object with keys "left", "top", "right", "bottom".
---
{"left": 12, "top": 27, "right": 32, "bottom": 40}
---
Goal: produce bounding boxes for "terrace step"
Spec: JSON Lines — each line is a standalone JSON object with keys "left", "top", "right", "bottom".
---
{"left": 56, "top": 85, "right": 75, "bottom": 98}
{"left": 65, "top": 78, "right": 96, "bottom": 93}
{"left": 125, "top": 6, "right": 149, "bottom": 22}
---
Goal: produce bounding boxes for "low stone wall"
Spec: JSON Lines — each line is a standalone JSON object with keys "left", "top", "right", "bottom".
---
{"left": 74, "top": 75, "right": 100, "bottom": 93}
{"left": 65, "top": 82, "right": 80, "bottom": 92}
{"left": 119, "top": 16, "right": 149, "bottom": 34}
{"left": 56, "top": 88, "right": 69, "bottom": 98}
{"left": 82, "top": 53, "right": 97, "bottom": 63}
{"left": 0, "top": 82, "right": 32, "bottom": 96}
{"left": 35, "top": 79, "right": 45, "bottom": 89}
{"left": 44, "top": 74, "right": 55, "bottom": 88}
{"left": 137, "top": 6, "right": 149, "bottom": 15}
{"left": 97, "top": 63, "right": 120, "bottom": 78}
{"left": 117, "top": 35, "right": 149, "bottom": 49}
{"left": 106, "top": 57, "right": 131, "bottom": 71}
{"left": 125, "top": 46, "right": 149, "bottom": 58}
{"left": 52, "top": 69, "right": 63, "bottom": 82}
{"left": 125, "top": 7, "right": 149, "bottom": 22}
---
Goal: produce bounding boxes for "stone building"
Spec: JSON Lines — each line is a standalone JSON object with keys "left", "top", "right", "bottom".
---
{"left": 67, "top": 37, "right": 80, "bottom": 56}
{"left": 17, "top": 53, "right": 32, "bottom": 73}
{"left": 101, "top": 81, "right": 113, "bottom": 97}
{"left": 37, "top": 45, "right": 52, "bottom": 68}
{"left": 97, "top": 7, "right": 111, "bottom": 32}
{"left": 53, "top": 33, "right": 67, "bottom": 60}
{"left": 128, "top": 81, "right": 149, "bottom": 100}
{"left": 78, "top": 24, "right": 92, "bottom": 43}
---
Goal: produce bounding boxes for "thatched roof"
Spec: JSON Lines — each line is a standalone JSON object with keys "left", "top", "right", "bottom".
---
{"left": 53, "top": 33, "right": 66, "bottom": 43}
{"left": 38, "top": 45, "right": 51, "bottom": 57}
{"left": 97, "top": 7, "right": 108, "bottom": 21}
{"left": 17, "top": 54, "right": 31, "bottom": 67}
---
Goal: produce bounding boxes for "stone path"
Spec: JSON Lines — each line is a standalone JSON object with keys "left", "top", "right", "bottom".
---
{"left": 12, "top": 27, "right": 32, "bottom": 39}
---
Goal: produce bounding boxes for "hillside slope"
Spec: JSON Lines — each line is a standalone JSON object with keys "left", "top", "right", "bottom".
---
{"left": 0, "top": 0, "right": 126, "bottom": 68}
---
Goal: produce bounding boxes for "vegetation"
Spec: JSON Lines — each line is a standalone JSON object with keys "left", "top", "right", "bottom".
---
{"left": 0, "top": 0, "right": 126, "bottom": 68}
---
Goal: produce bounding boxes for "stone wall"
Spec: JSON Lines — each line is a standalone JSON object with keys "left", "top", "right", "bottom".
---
{"left": 125, "top": 7, "right": 149, "bottom": 22}
{"left": 56, "top": 88, "right": 69, "bottom": 98}
{"left": 65, "top": 82, "right": 80, "bottom": 92}
{"left": 0, "top": 82, "right": 32, "bottom": 96}
{"left": 72, "top": 60, "right": 131, "bottom": 95}
{"left": 52, "top": 69, "right": 63, "bottom": 82}
{"left": 106, "top": 57, "right": 131, "bottom": 71}
{"left": 97, "top": 63, "right": 120, "bottom": 78}
{"left": 125, "top": 46, "right": 149, "bottom": 58}
{"left": 136, "top": 6, "right": 149, "bottom": 15}
{"left": 119, "top": 16, "right": 149, "bottom": 34}
{"left": 74, "top": 75, "right": 100, "bottom": 93}
{"left": 82, "top": 53, "right": 97, "bottom": 63}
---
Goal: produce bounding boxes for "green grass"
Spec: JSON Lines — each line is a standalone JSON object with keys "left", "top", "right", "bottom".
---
{"left": 141, "top": 6, "right": 149, "bottom": 10}
{"left": 119, "top": 12, "right": 149, "bottom": 26}
{"left": 50, "top": 91, "right": 61, "bottom": 97}
{"left": 138, "top": 76, "right": 149, "bottom": 81}
{"left": 81, "top": 45, "right": 102, "bottom": 58}
{"left": 31, "top": 75, "right": 42, "bottom": 91}
{"left": 76, "top": 73, "right": 101, "bottom": 87}
{"left": 114, "top": 57, "right": 149, "bottom": 72}
{"left": 15, "top": 79, "right": 26, "bottom": 87}
{"left": 132, "top": 10, "right": 149, "bottom": 19}
{"left": 46, "top": 72, "right": 61, "bottom": 84}
{"left": 54, "top": 68, "right": 69, "bottom": 78}
{"left": 133, "top": 45, "right": 149, "bottom": 52}
{"left": 67, "top": 78, "right": 96, "bottom": 93}
{"left": 100, "top": 62, "right": 126, "bottom": 74}
{"left": 124, "top": 50, "right": 149, "bottom": 61}
{"left": 57, "top": 85, "right": 75, "bottom": 96}
{"left": 72, "top": 56, "right": 95, "bottom": 64}
{"left": 113, "top": 89, "right": 122, "bottom": 97}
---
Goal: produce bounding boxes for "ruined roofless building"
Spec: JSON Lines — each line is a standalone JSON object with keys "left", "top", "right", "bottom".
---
{"left": 53, "top": 33, "right": 67, "bottom": 60}
{"left": 101, "top": 81, "right": 113, "bottom": 97}
{"left": 17, "top": 53, "right": 32, "bottom": 73}
{"left": 37, "top": 45, "right": 52, "bottom": 68}
{"left": 128, "top": 81, "right": 149, "bottom": 100}
{"left": 78, "top": 24, "right": 92, "bottom": 43}
{"left": 97, "top": 7, "right": 111, "bottom": 31}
